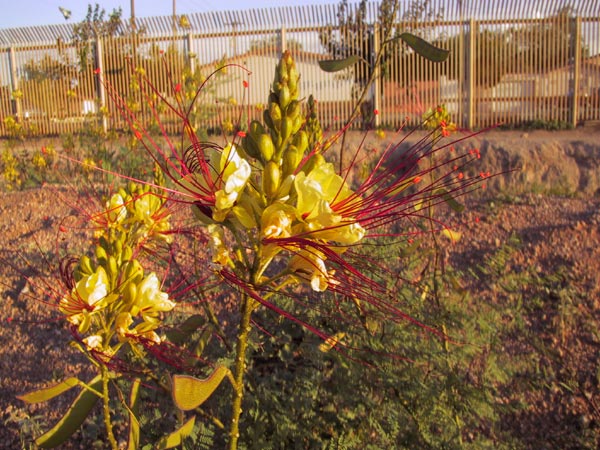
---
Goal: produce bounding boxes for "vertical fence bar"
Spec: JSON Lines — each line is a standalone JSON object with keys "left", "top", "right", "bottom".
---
{"left": 95, "top": 37, "right": 107, "bottom": 133}
{"left": 8, "top": 46, "right": 21, "bottom": 120}
{"left": 467, "top": 18, "right": 476, "bottom": 129}
{"left": 571, "top": 16, "right": 581, "bottom": 127}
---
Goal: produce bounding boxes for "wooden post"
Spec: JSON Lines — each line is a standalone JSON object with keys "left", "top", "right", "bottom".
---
{"left": 372, "top": 22, "right": 381, "bottom": 129}
{"left": 278, "top": 26, "right": 287, "bottom": 54}
{"left": 8, "top": 46, "right": 22, "bottom": 120}
{"left": 467, "top": 18, "right": 476, "bottom": 130}
{"left": 571, "top": 16, "right": 581, "bottom": 128}
{"left": 95, "top": 37, "right": 107, "bottom": 133}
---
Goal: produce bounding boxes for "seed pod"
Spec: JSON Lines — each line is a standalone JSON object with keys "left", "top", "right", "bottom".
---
{"left": 282, "top": 145, "right": 303, "bottom": 178}
{"left": 263, "top": 161, "right": 281, "bottom": 199}
{"left": 257, "top": 133, "right": 275, "bottom": 162}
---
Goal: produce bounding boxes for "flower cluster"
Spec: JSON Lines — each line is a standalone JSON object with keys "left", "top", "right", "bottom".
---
{"left": 60, "top": 181, "right": 174, "bottom": 355}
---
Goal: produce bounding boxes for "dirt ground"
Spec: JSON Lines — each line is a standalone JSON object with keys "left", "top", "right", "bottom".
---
{"left": 1, "top": 128, "right": 599, "bottom": 448}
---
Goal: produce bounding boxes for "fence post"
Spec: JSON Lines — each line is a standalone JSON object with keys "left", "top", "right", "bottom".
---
{"left": 466, "top": 18, "right": 476, "bottom": 130}
{"left": 95, "top": 37, "right": 108, "bottom": 133}
{"left": 372, "top": 22, "right": 381, "bottom": 129}
{"left": 571, "top": 16, "right": 581, "bottom": 128}
{"left": 278, "top": 26, "right": 287, "bottom": 54}
{"left": 8, "top": 46, "right": 22, "bottom": 121}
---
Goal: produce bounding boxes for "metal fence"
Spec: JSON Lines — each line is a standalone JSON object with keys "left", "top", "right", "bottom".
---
{"left": 1, "top": 0, "right": 599, "bottom": 138}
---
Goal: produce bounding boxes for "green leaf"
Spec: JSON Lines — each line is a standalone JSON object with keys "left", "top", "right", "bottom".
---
{"left": 166, "top": 314, "right": 206, "bottom": 345}
{"left": 434, "top": 188, "right": 465, "bottom": 212}
{"left": 156, "top": 416, "right": 196, "bottom": 449}
{"left": 318, "top": 55, "right": 360, "bottom": 72}
{"left": 172, "top": 366, "right": 230, "bottom": 411}
{"left": 34, "top": 375, "right": 102, "bottom": 448}
{"left": 393, "top": 33, "right": 449, "bottom": 62}
{"left": 126, "top": 378, "right": 141, "bottom": 450}
{"left": 17, "top": 377, "right": 81, "bottom": 404}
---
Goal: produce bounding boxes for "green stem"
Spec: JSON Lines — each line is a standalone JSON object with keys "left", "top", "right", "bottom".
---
{"left": 228, "top": 293, "right": 255, "bottom": 450}
{"left": 101, "top": 366, "right": 119, "bottom": 450}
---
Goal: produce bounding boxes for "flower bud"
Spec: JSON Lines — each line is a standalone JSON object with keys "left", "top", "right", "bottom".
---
{"left": 279, "top": 86, "right": 291, "bottom": 109}
{"left": 282, "top": 145, "right": 303, "bottom": 178}
{"left": 281, "top": 117, "right": 293, "bottom": 142}
{"left": 257, "top": 133, "right": 275, "bottom": 162}
{"left": 263, "top": 161, "right": 281, "bottom": 199}
{"left": 78, "top": 255, "right": 94, "bottom": 276}
{"left": 242, "top": 136, "right": 260, "bottom": 160}
{"left": 292, "top": 130, "right": 309, "bottom": 154}
{"left": 285, "top": 100, "right": 301, "bottom": 120}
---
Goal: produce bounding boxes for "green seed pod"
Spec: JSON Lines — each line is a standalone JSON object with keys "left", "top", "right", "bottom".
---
{"left": 282, "top": 145, "right": 303, "bottom": 178}
{"left": 263, "top": 161, "right": 281, "bottom": 199}
{"left": 257, "top": 133, "right": 275, "bottom": 162}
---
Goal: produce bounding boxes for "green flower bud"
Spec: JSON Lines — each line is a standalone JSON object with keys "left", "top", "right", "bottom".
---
{"left": 279, "top": 86, "right": 291, "bottom": 109}
{"left": 249, "top": 120, "right": 266, "bottom": 138}
{"left": 77, "top": 255, "right": 94, "bottom": 277}
{"left": 242, "top": 136, "right": 260, "bottom": 160}
{"left": 281, "top": 116, "right": 293, "bottom": 142}
{"left": 292, "top": 130, "right": 309, "bottom": 154}
{"left": 286, "top": 100, "right": 301, "bottom": 120}
{"left": 269, "top": 102, "right": 282, "bottom": 125}
{"left": 95, "top": 245, "right": 108, "bottom": 262}
{"left": 263, "top": 161, "right": 281, "bottom": 199}
{"left": 257, "top": 133, "right": 275, "bottom": 162}
{"left": 282, "top": 145, "right": 303, "bottom": 178}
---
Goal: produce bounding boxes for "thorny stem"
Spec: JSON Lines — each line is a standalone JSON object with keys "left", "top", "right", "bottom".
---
{"left": 228, "top": 291, "right": 256, "bottom": 450}
{"left": 101, "top": 365, "right": 119, "bottom": 450}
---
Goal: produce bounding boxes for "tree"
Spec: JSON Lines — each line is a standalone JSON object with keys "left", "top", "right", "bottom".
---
{"left": 73, "top": 3, "right": 123, "bottom": 70}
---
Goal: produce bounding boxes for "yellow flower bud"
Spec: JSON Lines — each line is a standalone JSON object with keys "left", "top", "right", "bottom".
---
{"left": 263, "top": 161, "right": 281, "bottom": 199}
{"left": 282, "top": 145, "right": 303, "bottom": 178}
{"left": 257, "top": 133, "right": 275, "bottom": 162}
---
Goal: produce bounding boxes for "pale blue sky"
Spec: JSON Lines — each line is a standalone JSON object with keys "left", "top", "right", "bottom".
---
{"left": 0, "top": 0, "right": 336, "bottom": 29}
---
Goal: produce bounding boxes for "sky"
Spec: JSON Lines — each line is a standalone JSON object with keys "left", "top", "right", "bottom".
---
{"left": 0, "top": 0, "right": 335, "bottom": 29}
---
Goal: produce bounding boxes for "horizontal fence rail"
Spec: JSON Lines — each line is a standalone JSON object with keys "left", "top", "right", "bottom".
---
{"left": 0, "top": 0, "right": 599, "bottom": 138}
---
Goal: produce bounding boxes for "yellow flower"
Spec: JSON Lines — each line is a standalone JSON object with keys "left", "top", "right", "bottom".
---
{"left": 207, "top": 224, "right": 232, "bottom": 266}
{"left": 130, "top": 273, "right": 175, "bottom": 324}
{"left": 294, "top": 162, "right": 365, "bottom": 245}
{"left": 59, "top": 267, "right": 110, "bottom": 333}
{"left": 106, "top": 193, "right": 127, "bottom": 224}
{"left": 289, "top": 250, "right": 336, "bottom": 292}
{"left": 213, "top": 144, "right": 251, "bottom": 221}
